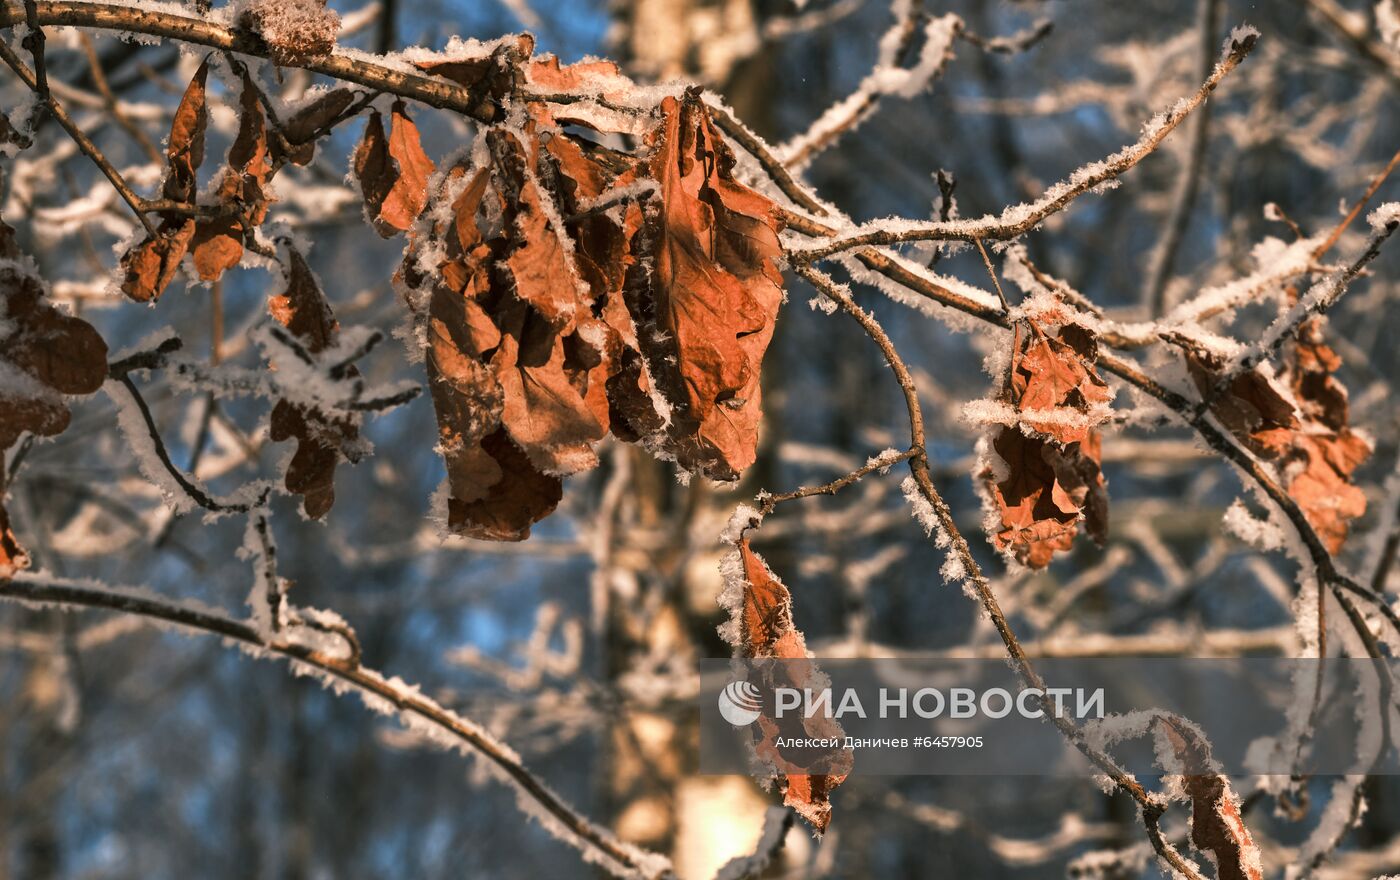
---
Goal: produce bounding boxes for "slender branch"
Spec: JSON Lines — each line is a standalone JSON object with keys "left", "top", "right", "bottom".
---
{"left": 707, "top": 102, "right": 829, "bottom": 217}
{"left": 958, "top": 19, "right": 1054, "bottom": 55}
{"left": 757, "top": 448, "right": 915, "bottom": 515}
{"left": 0, "top": 1, "right": 515, "bottom": 120}
{"left": 1313, "top": 144, "right": 1400, "bottom": 259}
{"left": 973, "top": 238, "right": 1010, "bottom": 313}
{"left": 794, "top": 264, "right": 1207, "bottom": 879}
{"left": 78, "top": 31, "right": 162, "bottom": 164}
{"left": 0, "top": 36, "right": 157, "bottom": 235}
{"left": 0, "top": 572, "right": 668, "bottom": 879}
{"left": 106, "top": 373, "right": 264, "bottom": 514}
{"left": 789, "top": 31, "right": 1255, "bottom": 260}
{"left": 1142, "top": 0, "right": 1222, "bottom": 316}
{"left": 778, "top": 0, "right": 933, "bottom": 167}
{"left": 1301, "top": 0, "right": 1400, "bottom": 84}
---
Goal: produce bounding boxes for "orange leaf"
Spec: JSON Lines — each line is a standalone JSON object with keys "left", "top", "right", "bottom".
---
{"left": 265, "top": 249, "right": 361, "bottom": 519}
{"left": 353, "top": 102, "right": 435, "bottom": 238}
{"left": 0, "top": 500, "right": 26, "bottom": 579}
{"left": 162, "top": 60, "right": 209, "bottom": 205}
{"left": 408, "top": 133, "right": 605, "bottom": 540}
{"left": 1281, "top": 319, "right": 1371, "bottom": 553}
{"left": 1184, "top": 320, "right": 1371, "bottom": 553}
{"left": 1155, "top": 718, "right": 1264, "bottom": 880}
{"left": 639, "top": 92, "right": 785, "bottom": 480}
{"left": 190, "top": 70, "right": 276, "bottom": 283}
{"left": 117, "top": 61, "right": 209, "bottom": 302}
{"left": 980, "top": 315, "right": 1110, "bottom": 568}
{"left": 120, "top": 219, "right": 196, "bottom": 303}
{"left": 728, "top": 537, "right": 852, "bottom": 833}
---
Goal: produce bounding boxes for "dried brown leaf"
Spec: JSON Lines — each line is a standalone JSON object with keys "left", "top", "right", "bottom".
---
{"left": 0, "top": 501, "right": 26, "bottom": 579}
{"left": 1185, "top": 319, "right": 1370, "bottom": 553}
{"left": 981, "top": 316, "right": 1110, "bottom": 568}
{"left": 638, "top": 92, "right": 784, "bottom": 480}
{"left": 732, "top": 538, "right": 852, "bottom": 833}
{"left": 278, "top": 88, "right": 357, "bottom": 166}
{"left": 117, "top": 61, "right": 209, "bottom": 302}
{"left": 353, "top": 102, "right": 435, "bottom": 238}
{"left": 191, "top": 71, "right": 275, "bottom": 282}
{"left": 1155, "top": 718, "right": 1264, "bottom": 880}
{"left": 265, "top": 249, "right": 360, "bottom": 519}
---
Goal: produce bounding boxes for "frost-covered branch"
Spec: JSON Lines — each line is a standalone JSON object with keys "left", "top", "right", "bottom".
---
{"left": 778, "top": 1, "right": 962, "bottom": 168}
{"left": 0, "top": 0, "right": 519, "bottom": 119}
{"left": 0, "top": 572, "right": 672, "bottom": 880}
{"left": 792, "top": 264, "right": 1209, "bottom": 880}
{"left": 787, "top": 27, "right": 1256, "bottom": 259}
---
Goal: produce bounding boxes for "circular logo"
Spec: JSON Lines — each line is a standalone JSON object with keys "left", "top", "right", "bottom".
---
{"left": 718, "top": 680, "right": 763, "bottom": 726}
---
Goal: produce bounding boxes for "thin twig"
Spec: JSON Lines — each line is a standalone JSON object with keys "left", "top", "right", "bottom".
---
{"left": 1313, "top": 144, "right": 1400, "bottom": 259}
{"left": 758, "top": 448, "right": 915, "bottom": 514}
{"left": 0, "top": 37, "right": 157, "bottom": 235}
{"left": 974, "top": 238, "right": 1010, "bottom": 313}
{"left": 0, "top": 572, "right": 669, "bottom": 879}
{"left": 794, "top": 263, "right": 1207, "bottom": 880}
{"left": 1143, "top": 0, "right": 1222, "bottom": 316}
{"left": 789, "top": 31, "right": 1256, "bottom": 260}
{"left": 78, "top": 32, "right": 162, "bottom": 164}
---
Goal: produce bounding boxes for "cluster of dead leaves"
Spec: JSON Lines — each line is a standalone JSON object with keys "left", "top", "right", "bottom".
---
{"left": 106, "top": 47, "right": 784, "bottom": 538}
{"left": 980, "top": 313, "right": 1111, "bottom": 568}
{"left": 117, "top": 59, "right": 370, "bottom": 516}
{"left": 1184, "top": 319, "right": 1370, "bottom": 555}
{"left": 724, "top": 530, "right": 851, "bottom": 833}
{"left": 118, "top": 60, "right": 275, "bottom": 299}
{"left": 120, "top": 60, "right": 354, "bottom": 303}
{"left": 382, "top": 58, "right": 784, "bottom": 539}
{"left": 0, "top": 215, "right": 108, "bottom": 576}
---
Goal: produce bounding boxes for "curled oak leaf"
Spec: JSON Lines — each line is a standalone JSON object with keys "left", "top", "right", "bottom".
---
{"left": 536, "top": 129, "right": 667, "bottom": 441}
{"left": 119, "top": 60, "right": 208, "bottom": 302}
{"left": 1281, "top": 319, "right": 1371, "bottom": 554}
{"left": 191, "top": 70, "right": 275, "bottom": 283}
{"left": 1284, "top": 434, "right": 1369, "bottom": 555}
{"left": 266, "top": 249, "right": 362, "bottom": 519}
{"left": 1183, "top": 322, "right": 1370, "bottom": 553}
{"left": 276, "top": 88, "right": 357, "bottom": 166}
{"left": 1007, "top": 320, "right": 1111, "bottom": 446}
{"left": 1154, "top": 718, "right": 1264, "bottom": 880}
{"left": 1184, "top": 348, "right": 1299, "bottom": 460}
{"left": 720, "top": 536, "right": 852, "bottom": 833}
{"left": 980, "top": 428, "right": 1106, "bottom": 568}
{"left": 979, "top": 315, "right": 1110, "bottom": 568}
{"left": 120, "top": 220, "right": 197, "bottom": 304}
{"left": 637, "top": 92, "right": 785, "bottom": 480}
{"left": 443, "top": 427, "right": 564, "bottom": 541}
{"left": 353, "top": 101, "right": 436, "bottom": 238}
